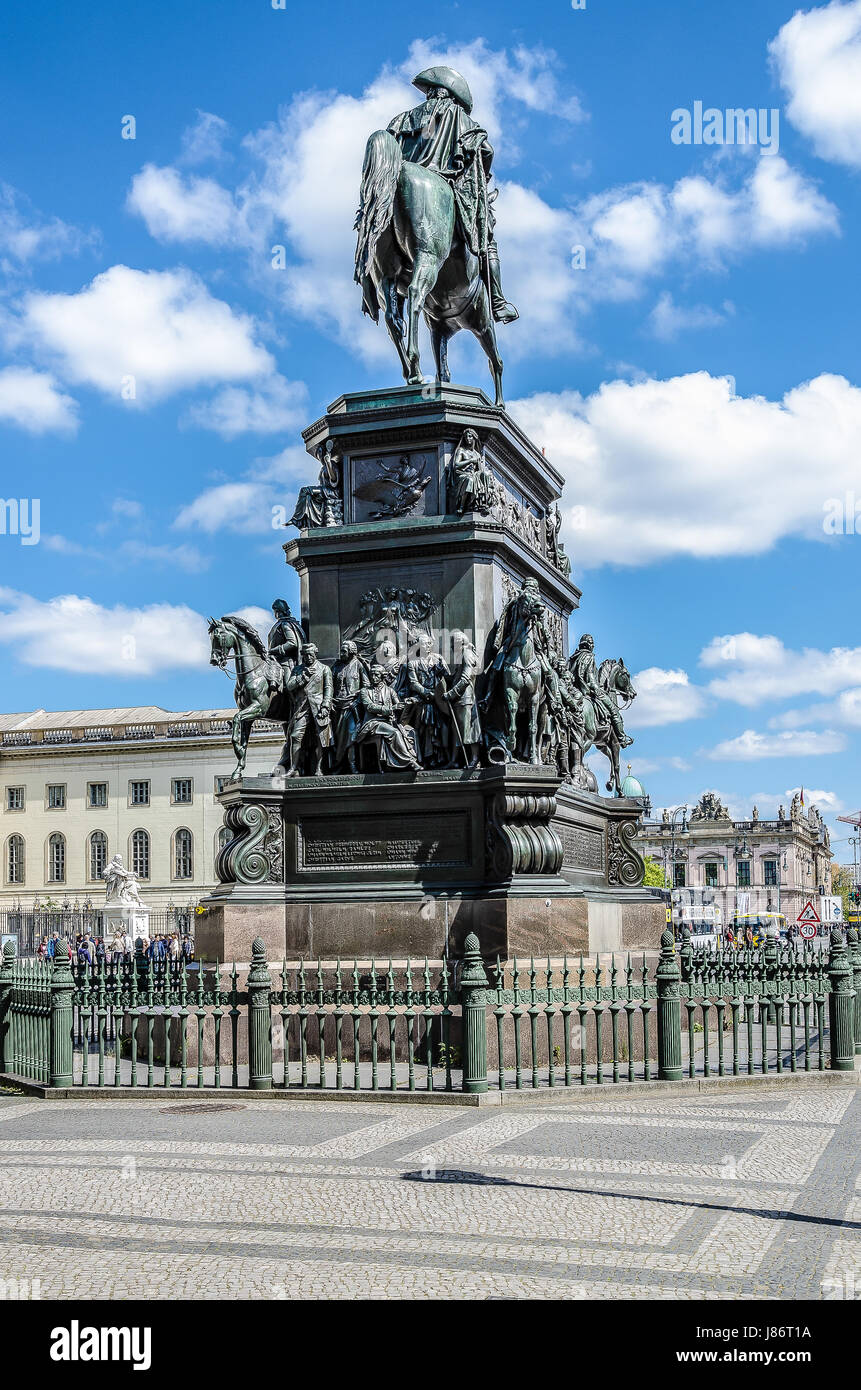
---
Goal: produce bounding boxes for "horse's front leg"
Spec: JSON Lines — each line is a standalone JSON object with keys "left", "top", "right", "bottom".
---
{"left": 528, "top": 694, "right": 541, "bottom": 766}
{"left": 504, "top": 687, "right": 519, "bottom": 757}
{"left": 405, "top": 252, "right": 440, "bottom": 384}
{"left": 429, "top": 318, "right": 451, "bottom": 384}
{"left": 606, "top": 739, "right": 621, "bottom": 796}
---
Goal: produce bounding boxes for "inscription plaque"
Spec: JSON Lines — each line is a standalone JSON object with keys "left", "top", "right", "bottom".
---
{"left": 300, "top": 812, "right": 471, "bottom": 871}
{"left": 558, "top": 822, "right": 604, "bottom": 872}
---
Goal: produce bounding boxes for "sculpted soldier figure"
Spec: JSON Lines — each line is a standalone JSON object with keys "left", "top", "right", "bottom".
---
{"left": 569, "top": 634, "right": 632, "bottom": 749}
{"left": 396, "top": 632, "right": 452, "bottom": 766}
{"left": 282, "top": 643, "right": 334, "bottom": 777}
{"left": 354, "top": 664, "right": 422, "bottom": 772}
{"left": 442, "top": 630, "right": 482, "bottom": 769}
{"left": 331, "top": 639, "right": 370, "bottom": 772}
{"left": 267, "top": 599, "right": 306, "bottom": 680}
{"left": 447, "top": 428, "right": 495, "bottom": 515}
{"left": 387, "top": 67, "right": 518, "bottom": 325}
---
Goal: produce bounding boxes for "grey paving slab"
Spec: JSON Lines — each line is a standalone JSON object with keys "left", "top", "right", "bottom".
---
{"left": 0, "top": 1087, "right": 856, "bottom": 1300}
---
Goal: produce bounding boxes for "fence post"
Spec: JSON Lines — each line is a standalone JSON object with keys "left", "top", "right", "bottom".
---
{"left": 247, "top": 937, "right": 273, "bottom": 1090}
{"left": 50, "top": 939, "right": 74, "bottom": 1089}
{"left": 656, "top": 928, "right": 683, "bottom": 1081}
{"left": 0, "top": 938, "right": 15, "bottom": 1073}
{"left": 847, "top": 926, "right": 861, "bottom": 1057}
{"left": 827, "top": 928, "right": 855, "bottom": 1073}
{"left": 460, "top": 932, "right": 488, "bottom": 1094}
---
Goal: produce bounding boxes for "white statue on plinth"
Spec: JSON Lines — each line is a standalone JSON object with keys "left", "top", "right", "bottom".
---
{"left": 103, "top": 854, "right": 150, "bottom": 941}
{"left": 104, "top": 854, "right": 144, "bottom": 906}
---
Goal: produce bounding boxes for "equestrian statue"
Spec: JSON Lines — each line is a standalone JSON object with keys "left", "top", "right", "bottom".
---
{"left": 354, "top": 65, "right": 518, "bottom": 406}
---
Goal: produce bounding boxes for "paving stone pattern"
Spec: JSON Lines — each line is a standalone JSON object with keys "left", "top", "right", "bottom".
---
{"left": 0, "top": 1086, "right": 857, "bottom": 1299}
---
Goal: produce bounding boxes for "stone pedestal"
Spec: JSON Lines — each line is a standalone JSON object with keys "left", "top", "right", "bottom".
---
{"left": 199, "top": 766, "right": 663, "bottom": 964}
{"left": 104, "top": 903, "right": 151, "bottom": 942}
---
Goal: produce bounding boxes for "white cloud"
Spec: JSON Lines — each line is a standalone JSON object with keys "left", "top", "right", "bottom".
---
{"left": 701, "top": 633, "right": 861, "bottom": 706}
{"left": 0, "top": 588, "right": 209, "bottom": 676}
{"left": 173, "top": 481, "right": 280, "bottom": 535}
{"left": 42, "top": 534, "right": 207, "bottom": 573}
{"left": 770, "top": 0, "right": 861, "bottom": 168}
{"left": 18, "top": 265, "right": 273, "bottom": 404}
{"left": 627, "top": 667, "right": 708, "bottom": 726}
{"left": 706, "top": 728, "right": 847, "bottom": 760}
{"left": 0, "top": 367, "right": 78, "bottom": 434}
{"left": 0, "top": 182, "right": 94, "bottom": 265}
{"left": 183, "top": 375, "right": 307, "bottom": 438}
{"left": 126, "top": 165, "right": 247, "bottom": 246}
{"left": 180, "top": 110, "right": 231, "bottom": 165}
{"left": 647, "top": 292, "right": 733, "bottom": 341}
{"left": 509, "top": 371, "right": 861, "bottom": 567}
{"left": 580, "top": 155, "right": 837, "bottom": 285}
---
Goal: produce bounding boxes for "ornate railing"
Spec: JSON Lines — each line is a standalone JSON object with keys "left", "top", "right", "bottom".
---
{"left": 1, "top": 928, "right": 858, "bottom": 1094}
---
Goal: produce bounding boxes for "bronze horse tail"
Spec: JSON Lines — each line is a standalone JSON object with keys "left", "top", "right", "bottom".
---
{"left": 354, "top": 129, "right": 401, "bottom": 313}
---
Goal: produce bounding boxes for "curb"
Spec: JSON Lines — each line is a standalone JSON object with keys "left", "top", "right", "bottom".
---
{"left": 3, "top": 1064, "right": 857, "bottom": 1106}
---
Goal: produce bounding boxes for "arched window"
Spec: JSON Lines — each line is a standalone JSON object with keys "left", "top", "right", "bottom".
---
{"left": 216, "top": 824, "right": 232, "bottom": 855}
{"left": 47, "top": 832, "right": 65, "bottom": 884}
{"left": 174, "top": 828, "right": 193, "bottom": 880}
{"left": 7, "top": 834, "right": 24, "bottom": 885}
{"left": 131, "top": 829, "right": 150, "bottom": 880}
{"left": 89, "top": 830, "right": 108, "bottom": 882}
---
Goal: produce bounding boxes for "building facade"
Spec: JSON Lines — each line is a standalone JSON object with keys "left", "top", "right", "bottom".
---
{"left": 0, "top": 707, "right": 282, "bottom": 909}
{"left": 638, "top": 790, "right": 834, "bottom": 931}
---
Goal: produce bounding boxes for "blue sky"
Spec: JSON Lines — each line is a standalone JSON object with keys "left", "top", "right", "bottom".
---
{"left": 1, "top": 0, "right": 860, "bottom": 853}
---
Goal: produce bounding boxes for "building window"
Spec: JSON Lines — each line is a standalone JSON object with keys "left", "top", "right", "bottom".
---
{"left": 172, "top": 778, "right": 193, "bottom": 805}
{"left": 763, "top": 859, "right": 778, "bottom": 887}
{"left": 174, "top": 828, "right": 193, "bottom": 880}
{"left": 47, "top": 832, "right": 66, "bottom": 883}
{"left": 130, "top": 780, "right": 150, "bottom": 807}
{"left": 704, "top": 862, "right": 719, "bottom": 888}
{"left": 47, "top": 784, "right": 66, "bottom": 810}
{"left": 88, "top": 782, "right": 108, "bottom": 809}
{"left": 673, "top": 863, "right": 686, "bottom": 888}
{"left": 737, "top": 860, "right": 751, "bottom": 888}
{"left": 214, "top": 776, "right": 231, "bottom": 795}
{"left": 131, "top": 829, "right": 150, "bottom": 880}
{"left": 6, "top": 787, "right": 24, "bottom": 811}
{"left": 216, "top": 824, "right": 232, "bottom": 856}
{"left": 6, "top": 834, "right": 24, "bottom": 885}
{"left": 89, "top": 831, "right": 108, "bottom": 882}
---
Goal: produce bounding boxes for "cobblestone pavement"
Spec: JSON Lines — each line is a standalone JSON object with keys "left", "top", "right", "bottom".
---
{"left": 0, "top": 1085, "right": 857, "bottom": 1300}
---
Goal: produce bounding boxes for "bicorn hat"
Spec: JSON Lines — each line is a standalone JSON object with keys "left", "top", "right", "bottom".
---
{"left": 412, "top": 65, "right": 473, "bottom": 113}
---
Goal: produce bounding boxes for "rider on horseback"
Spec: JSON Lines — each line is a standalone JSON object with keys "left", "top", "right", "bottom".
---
{"left": 267, "top": 599, "right": 306, "bottom": 689}
{"left": 569, "top": 634, "right": 633, "bottom": 748}
{"left": 387, "top": 66, "right": 518, "bottom": 325}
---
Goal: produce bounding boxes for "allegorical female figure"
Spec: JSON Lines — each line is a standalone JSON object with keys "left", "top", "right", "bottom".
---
{"left": 353, "top": 665, "right": 422, "bottom": 772}
{"left": 447, "top": 428, "right": 496, "bottom": 515}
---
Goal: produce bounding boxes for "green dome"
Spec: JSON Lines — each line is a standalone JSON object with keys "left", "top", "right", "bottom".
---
{"left": 621, "top": 765, "right": 646, "bottom": 799}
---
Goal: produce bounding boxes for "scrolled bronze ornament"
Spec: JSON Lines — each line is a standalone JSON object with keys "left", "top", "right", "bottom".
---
{"left": 484, "top": 791, "right": 563, "bottom": 879}
{"left": 216, "top": 804, "right": 284, "bottom": 886}
{"left": 606, "top": 819, "right": 644, "bottom": 887}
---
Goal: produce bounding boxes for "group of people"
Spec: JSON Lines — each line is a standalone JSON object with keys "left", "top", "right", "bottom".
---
{"left": 274, "top": 628, "right": 480, "bottom": 777}
{"left": 262, "top": 585, "right": 632, "bottom": 779}
{"left": 35, "top": 931, "right": 194, "bottom": 964}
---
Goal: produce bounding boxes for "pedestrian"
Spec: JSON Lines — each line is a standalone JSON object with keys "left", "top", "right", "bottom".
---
{"left": 181, "top": 934, "right": 193, "bottom": 962}
{"left": 168, "top": 933, "right": 180, "bottom": 961}
{"left": 77, "top": 933, "right": 94, "bottom": 966}
{"left": 36, "top": 937, "right": 48, "bottom": 960}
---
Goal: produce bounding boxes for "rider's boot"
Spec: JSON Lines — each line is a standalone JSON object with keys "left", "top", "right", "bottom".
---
{"left": 485, "top": 247, "right": 519, "bottom": 324}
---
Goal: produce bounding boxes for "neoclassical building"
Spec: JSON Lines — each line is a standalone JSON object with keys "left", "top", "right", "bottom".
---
{"left": 637, "top": 790, "right": 834, "bottom": 929}
{"left": 0, "top": 707, "right": 282, "bottom": 909}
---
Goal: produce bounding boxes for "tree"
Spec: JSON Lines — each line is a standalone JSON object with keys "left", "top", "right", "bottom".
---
{"left": 831, "top": 864, "right": 854, "bottom": 920}
{"left": 643, "top": 855, "right": 669, "bottom": 888}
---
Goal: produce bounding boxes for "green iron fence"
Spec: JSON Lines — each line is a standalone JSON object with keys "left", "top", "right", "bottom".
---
{"left": 1, "top": 926, "right": 858, "bottom": 1094}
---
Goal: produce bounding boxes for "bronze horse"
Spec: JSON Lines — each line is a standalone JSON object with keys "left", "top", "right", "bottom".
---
{"left": 355, "top": 129, "right": 505, "bottom": 405}
{"left": 579, "top": 659, "right": 637, "bottom": 796}
{"left": 208, "top": 616, "right": 290, "bottom": 779}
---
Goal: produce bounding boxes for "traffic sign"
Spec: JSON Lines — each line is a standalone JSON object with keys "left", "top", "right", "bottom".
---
{"left": 797, "top": 900, "right": 821, "bottom": 925}
{"left": 799, "top": 922, "right": 817, "bottom": 941}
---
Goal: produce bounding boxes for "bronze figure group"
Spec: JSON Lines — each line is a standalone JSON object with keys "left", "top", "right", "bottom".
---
{"left": 209, "top": 588, "right": 635, "bottom": 794}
